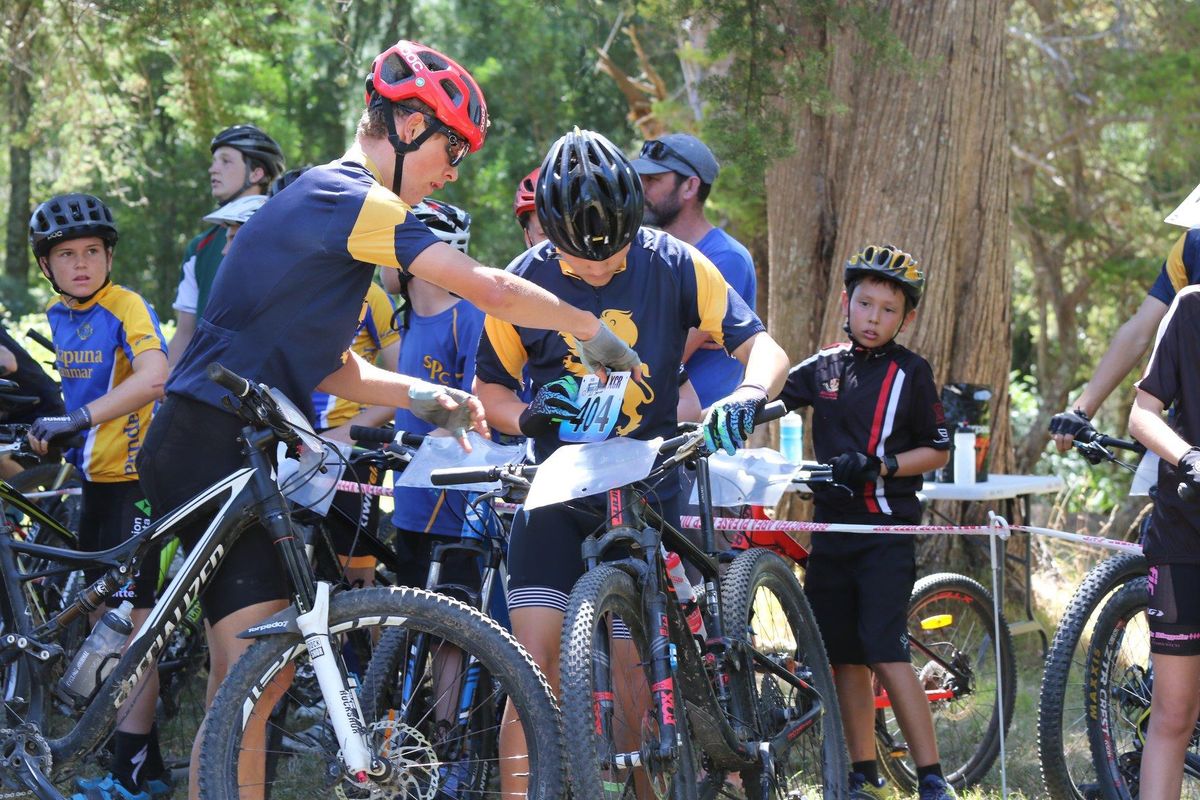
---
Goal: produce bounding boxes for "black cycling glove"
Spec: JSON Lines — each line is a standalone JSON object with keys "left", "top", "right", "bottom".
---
{"left": 29, "top": 407, "right": 91, "bottom": 444}
{"left": 701, "top": 385, "right": 768, "bottom": 456}
{"left": 1049, "top": 408, "right": 1096, "bottom": 442}
{"left": 830, "top": 451, "right": 881, "bottom": 487}
{"left": 519, "top": 376, "right": 583, "bottom": 438}
{"left": 1180, "top": 447, "right": 1200, "bottom": 486}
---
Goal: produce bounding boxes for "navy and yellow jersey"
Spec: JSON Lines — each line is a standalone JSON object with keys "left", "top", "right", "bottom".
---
{"left": 1149, "top": 228, "right": 1200, "bottom": 306}
{"left": 46, "top": 283, "right": 166, "bottom": 482}
{"left": 172, "top": 224, "right": 226, "bottom": 317}
{"left": 1136, "top": 285, "right": 1200, "bottom": 561}
{"left": 475, "top": 227, "right": 765, "bottom": 464}
{"left": 779, "top": 340, "right": 949, "bottom": 522}
{"left": 393, "top": 300, "right": 487, "bottom": 536}
{"left": 166, "top": 143, "right": 441, "bottom": 419}
{"left": 312, "top": 282, "right": 400, "bottom": 429}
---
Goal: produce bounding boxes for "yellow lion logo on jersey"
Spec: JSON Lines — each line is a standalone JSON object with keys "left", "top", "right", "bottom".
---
{"left": 562, "top": 309, "right": 653, "bottom": 435}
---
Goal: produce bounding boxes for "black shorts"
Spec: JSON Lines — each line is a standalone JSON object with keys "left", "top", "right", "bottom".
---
{"left": 79, "top": 480, "right": 160, "bottom": 609}
{"left": 1147, "top": 563, "right": 1200, "bottom": 656}
{"left": 137, "top": 394, "right": 288, "bottom": 625}
{"left": 804, "top": 510, "right": 916, "bottom": 665}
{"left": 506, "top": 493, "right": 682, "bottom": 614}
{"left": 392, "top": 529, "right": 484, "bottom": 599}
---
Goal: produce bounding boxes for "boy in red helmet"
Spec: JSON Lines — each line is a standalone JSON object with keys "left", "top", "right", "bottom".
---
{"left": 137, "top": 40, "right": 642, "bottom": 798}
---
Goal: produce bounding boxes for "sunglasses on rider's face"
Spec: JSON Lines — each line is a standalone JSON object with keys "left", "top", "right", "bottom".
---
{"left": 398, "top": 105, "right": 470, "bottom": 167}
{"left": 640, "top": 140, "right": 702, "bottom": 181}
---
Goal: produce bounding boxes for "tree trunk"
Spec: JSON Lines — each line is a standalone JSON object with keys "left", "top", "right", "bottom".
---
{"left": 767, "top": 1, "right": 1013, "bottom": 548}
{"left": 4, "top": 2, "right": 38, "bottom": 296}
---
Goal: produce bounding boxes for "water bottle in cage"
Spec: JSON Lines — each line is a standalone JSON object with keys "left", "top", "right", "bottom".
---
{"left": 662, "top": 547, "right": 707, "bottom": 641}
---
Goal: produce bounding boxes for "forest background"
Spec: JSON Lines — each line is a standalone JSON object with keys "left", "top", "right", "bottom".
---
{"left": 3, "top": 0, "right": 1197, "bottom": 537}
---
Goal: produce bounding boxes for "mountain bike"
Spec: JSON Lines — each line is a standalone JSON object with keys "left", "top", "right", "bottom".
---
{"left": 350, "top": 424, "right": 516, "bottom": 800}
{"left": 1036, "top": 430, "right": 1148, "bottom": 800}
{"left": 0, "top": 364, "right": 563, "bottom": 800}
{"left": 1082, "top": 462, "right": 1200, "bottom": 800}
{"left": 432, "top": 404, "right": 850, "bottom": 799}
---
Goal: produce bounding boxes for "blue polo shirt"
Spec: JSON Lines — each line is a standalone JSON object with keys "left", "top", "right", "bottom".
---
{"left": 685, "top": 226, "right": 757, "bottom": 408}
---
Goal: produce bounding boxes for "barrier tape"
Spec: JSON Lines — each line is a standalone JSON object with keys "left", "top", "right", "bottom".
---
{"left": 334, "top": 479, "right": 1142, "bottom": 555}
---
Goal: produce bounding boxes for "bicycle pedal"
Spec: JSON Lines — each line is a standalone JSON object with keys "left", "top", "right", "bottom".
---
{"left": 887, "top": 746, "right": 908, "bottom": 759}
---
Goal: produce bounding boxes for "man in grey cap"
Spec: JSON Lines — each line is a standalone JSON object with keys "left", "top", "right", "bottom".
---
{"left": 631, "top": 133, "right": 758, "bottom": 409}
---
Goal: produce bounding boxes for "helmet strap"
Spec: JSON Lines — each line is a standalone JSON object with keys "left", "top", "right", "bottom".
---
{"left": 41, "top": 261, "right": 112, "bottom": 306}
{"left": 380, "top": 97, "right": 439, "bottom": 197}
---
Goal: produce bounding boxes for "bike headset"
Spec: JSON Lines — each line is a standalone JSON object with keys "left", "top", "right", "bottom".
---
{"left": 390, "top": 198, "right": 473, "bottom": 331}
{"left": 210, "top": 124, "right": 286, "bottom": 204}
{"left": 535, "top": 127, "right": 644, "bottom": 261}
{"left": 842, "top": 243, "right": 925, "bottom": 349}
{"left": 364, "top": 40, "right": 489, "bottom": 200}
{"left": 29, "top": 193, "right": 120, "bottom": 304}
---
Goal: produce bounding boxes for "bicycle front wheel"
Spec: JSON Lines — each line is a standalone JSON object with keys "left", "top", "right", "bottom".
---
{"left": 1037, "top": 552, "right": 1145, "bottom": 800}
{"left": 877, "top": 572, "right": 1016, "bottom": 792}
{"left": 1084, "top": 576, "right": 1200, "bottom": 800}
{"left": 199, "top": 587, "right": 563, "bottom": 800}
{"left": 560, "top": 564, "right": 702, "bottom": 800}
{"left": 722, "top": 548, "right": 849, "bottom": 799}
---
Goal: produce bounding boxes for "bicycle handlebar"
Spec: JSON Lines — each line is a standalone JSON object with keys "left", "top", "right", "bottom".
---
{"left": 348, "top": 425, "right": 425, "bottom": 448}
{"left": 206, "top": 362, "right": 251, "bottom": 397}
{"left": 0, "top": 423, "right": 84, "bottom": 450}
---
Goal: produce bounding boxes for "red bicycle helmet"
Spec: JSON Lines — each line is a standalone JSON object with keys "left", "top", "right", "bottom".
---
{"left": 365, "top": 40, "right": 489, "bottom": 152}
{"left": 512, "top": 167, "right": 539, "bottom": 219}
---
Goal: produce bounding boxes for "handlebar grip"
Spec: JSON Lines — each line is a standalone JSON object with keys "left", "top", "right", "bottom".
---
{"left": 26, "top": 328, "right": 55, "bottom": 352}
{"left": 1181, "top": 482, "right": 1198, "bottom": 502}
{"left": 350, "top": 425, "right": 398, "bottom": 445}
{"left": 756, "top": 400, "right": 787, "bottom": 425}
{"left": 206, "top": 363, "right": 251, "bottom": 397}
{"left": 430, "top": 466, "right": 501, "bottom": 486}
{"left": 1094, "top": 434, "right": 1140, "bottom": 451}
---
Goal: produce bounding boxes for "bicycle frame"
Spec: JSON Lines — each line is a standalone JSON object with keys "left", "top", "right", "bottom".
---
{"left": 582, "top": 455, "right": 826, "bottom": 776}
{"left": 0, "top": 471, "right": 78, "bottom": 546}
{"left": 0, "top": 423, "right": 385, "bottom": 798}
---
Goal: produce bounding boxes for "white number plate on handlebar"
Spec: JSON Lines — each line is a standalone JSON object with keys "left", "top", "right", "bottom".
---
{"left": 524, "top": 436, "right": 663, "bottom": 511}
{"left": 396, "top": 433, "right": 525, "bottom": 492}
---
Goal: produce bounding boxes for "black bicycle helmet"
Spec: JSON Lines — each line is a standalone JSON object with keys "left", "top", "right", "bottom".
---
{"left": 268, "top": 165, "right": 312, "bottom": 197}
{"left": 29, "top": 193, "right": 119, "bottom": 260}
{"left": 535, "top": 127, "right": 643, "bottom": 261}
{"left": 211, "top": 124, "right": 286, "bottom": 185}
{"left": 843, "top": 244, "right": 925, "bottom": 308}
{"left": 411, "top": 198, "right": 471, "bottom": 254}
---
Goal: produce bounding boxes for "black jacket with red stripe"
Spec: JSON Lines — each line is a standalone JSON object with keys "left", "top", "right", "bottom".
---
{"left": 778, "top": 340, "right": 949, "bottom": 521}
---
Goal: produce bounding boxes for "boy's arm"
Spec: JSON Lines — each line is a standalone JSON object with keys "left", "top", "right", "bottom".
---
{"left": 320, "top": 340, "right": 402, "bottom": 444}
{"left": 1129, "top": 388, "right": 1191, "bottom": 465}
{"left": 476, "top": 379, "right": 526, "bottom": 436}
{"left": 882, "top": 446, "right": 949, "bottom": 477}
{"left": 730, "top": 332, "right": 789, "bottom": 399}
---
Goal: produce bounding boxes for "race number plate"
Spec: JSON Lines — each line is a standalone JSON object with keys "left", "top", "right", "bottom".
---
{"left": 558, "top": 371, "right": 630, "bottom": 443}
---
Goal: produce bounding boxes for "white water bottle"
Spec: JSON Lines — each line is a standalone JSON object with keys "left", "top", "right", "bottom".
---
{"left": 663, "top": 548, "right": 707, "bottom": 640}
{"left": 58, "top": 600, "right": 134, "bottom": 702}
{"left": 953, "top": 428, "right": 976, "bottom": 485}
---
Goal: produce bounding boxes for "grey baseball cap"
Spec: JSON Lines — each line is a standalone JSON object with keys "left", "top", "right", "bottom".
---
{"left": 630, "top": 133, "right": 720, "bottom": 184}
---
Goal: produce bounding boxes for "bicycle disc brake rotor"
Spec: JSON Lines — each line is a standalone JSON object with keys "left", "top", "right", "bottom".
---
{"left": 0, "top": 724, "right": 52, "bottom": 791}
{"left": 335, "top": 718, "right": 439, "bottom": 800}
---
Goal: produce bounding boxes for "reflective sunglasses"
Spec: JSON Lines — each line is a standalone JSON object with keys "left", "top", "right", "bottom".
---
{"left": 640, "top": 139, "right": 703, "bottom": 181}
{"left": 397, "top": 104, "right": 470, "bottom": 167}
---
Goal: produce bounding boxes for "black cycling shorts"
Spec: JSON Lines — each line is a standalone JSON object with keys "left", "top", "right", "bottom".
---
{"left": 79, "top": 479, "right": 160, "bottom": 609}
{"left": 321, "top": 458, "right": 382, "bottom": 565}
{"left": 804, "top": 510, "right": 917, "bottom": 665}
{"left": 137, "top": 394, "right": 288, "bottom": 625}
{"left": 1147, "top": 563, "right": 1200, "bottom": 656}
{"left": 506, "top": 493, "right": 682, "bottom": 614}
{"left": 392, "top": 528, "right": 485, "bottom": 599}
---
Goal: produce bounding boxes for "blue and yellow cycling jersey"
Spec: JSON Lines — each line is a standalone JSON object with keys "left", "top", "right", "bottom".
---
{"left": 475, "top": 227, "right": 764, "bottom": 464}
{"left": 1149, "top": 227, "right": 1200, "bottom": 306}
{"left": 311, "top": 282, "right": 400, "bottom": 429}
{"left": 46, "top": 283, "right": 166, "bottom": 482}
{"left": 166, "top": 144, "right": 440, "bottom": 418}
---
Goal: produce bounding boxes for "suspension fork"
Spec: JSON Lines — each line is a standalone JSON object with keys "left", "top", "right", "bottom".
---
{"left": 243, "top": 429, "right": 384, "bottom": 781}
